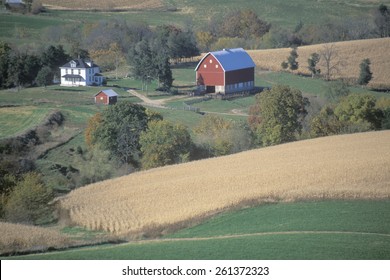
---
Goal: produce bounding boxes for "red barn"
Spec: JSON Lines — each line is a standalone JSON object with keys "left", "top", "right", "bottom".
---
{"left": 94, "top": 89, "right": 118, "bottom": 105}
{"left": 195, "top": 48, "right": 255, "bottom": 94}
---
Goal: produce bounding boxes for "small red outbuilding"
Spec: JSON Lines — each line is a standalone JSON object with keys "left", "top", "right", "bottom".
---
{"left": 195, "top": 48, "right": 255, "bottom": 94}
{"left": 94, "top": 89, "right": 118, "bottom": 105}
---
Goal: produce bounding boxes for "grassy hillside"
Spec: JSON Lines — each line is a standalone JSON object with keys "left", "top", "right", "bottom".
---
{"left": 6, "top": 200, "right": 390, "bottom": 259}
{"left": 249, "top": 38, "right": 390, "bottom": 88}
{"left": 42, "top": 0, "right": 164, "bottom": 10}
{"left": 38, "top": 0, "right": 390, "bottom": 27}
{"left": 57, "top": 130, "right": 390, "bottom": 237}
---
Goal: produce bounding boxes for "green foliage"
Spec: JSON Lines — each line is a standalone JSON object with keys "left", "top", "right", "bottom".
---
{"left": 325, "top": 80, "right": 350, "bottom": 102}
{"left": 194, "top": 115, "right": 253, "bottom": 157}
{"left": 35, "top": 66, "right": 52, "bottom": 87}
{"left": 334, "top": 93, "right": 382, "bottom": 130}
{"left": 73, "top": 146, "right": 119, "bottom": 186}
{"left": 311, "top": 93, "right": 385, "bottom": 137}
{"left": 252, "top": 85, "right": 309, "bottom": 146}
{"left": 140, "top": 120, "right": 192, "bottom": 169}
{"left": 5, "top": 172, "right": 53, "bottom": 225}
{"left": 310, "top": 105, "right": 343, "bottom": 137}
{"left": 0, "top": 42, "right": 12, "bottom": 89}
{"left": 218, "top": 9, "right": 271, "bottom": 39}
{"left": 375, "top": 4, "right": 390, "bottom": 38}
{"left": 7, "top": 52, "right": 41, "bottom": 88}
{"left": 357, "top": 58, "right": 373, "bottom": 86}
{"left": 287, "top": 48, "right": 299, "bottom": 71}
{"left": 89, "top": 102, "right": 148, "bottom": 165}
{"left": 307, "top": 52, "right": 321, "bottom": 77}
{"left": 281, "top": 48, "right": 299, "bottom": 71}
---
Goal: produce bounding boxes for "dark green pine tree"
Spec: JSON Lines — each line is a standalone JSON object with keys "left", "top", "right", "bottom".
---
{"left": 357, "top": 58, "right": 373, "bottom": 86}
{"left": 287, "top": 48, "right": 299, "bottom": 71}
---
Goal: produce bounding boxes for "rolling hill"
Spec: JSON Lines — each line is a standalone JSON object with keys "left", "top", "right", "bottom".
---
{"left": 57, "top": 130, "right": 390, "bottom": 238}
{"left": 248, "top": 38, "right": 390, "bottom": 88}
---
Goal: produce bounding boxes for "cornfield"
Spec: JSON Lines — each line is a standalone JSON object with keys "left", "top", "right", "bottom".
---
{"left": 58, "top": 131, "right": 390, "bottom": 237}
{"left": 0, "top": 222, "right": 72, "bottom": 255}
{"left": 248, "top": 38, "right": 390, "bottom": 88}
{"left": 42, "top": 0, "right": 163, "bottom": 10}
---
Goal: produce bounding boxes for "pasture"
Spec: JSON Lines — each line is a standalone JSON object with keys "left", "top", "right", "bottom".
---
{"left": 0, "top": 106, "right": 51, "bottom": 138}
{"left": 56, "top": 131, "right": 390, "bottom": 237}
{"left": 5, "top": 200, "right": 389, "bottom": 259}
{"left": 39, "top": 0, "right": 390, "bottom": 28}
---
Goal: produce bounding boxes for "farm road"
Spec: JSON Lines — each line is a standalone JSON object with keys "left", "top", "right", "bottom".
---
{"left": 128, "top": 89, "right": 249, "bottom": 116}
{"left": 128, "top": 89, "right": 187, "bottom": 108}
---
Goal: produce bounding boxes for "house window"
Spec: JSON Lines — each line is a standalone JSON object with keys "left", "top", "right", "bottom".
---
{"left": 66, "top": 69, "right": 68, "bottom": 74}
{"left": 71, "top": 69, "right": 74, "bottom": 75}
{"left": 209, "top": 59, "right": 213, "bottom": 63}
{"left": 204, "top": 64, "right": 207, "bottom": 68}
{"left": 215, "top": 65, "right": 219, "bottom": 68}
{"left": 78, "top": 69, "right": 81, "bottom": 74}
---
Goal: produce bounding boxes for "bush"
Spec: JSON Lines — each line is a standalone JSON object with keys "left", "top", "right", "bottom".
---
{"left": 5, "top": 172, "right": 53, "bottom": 225}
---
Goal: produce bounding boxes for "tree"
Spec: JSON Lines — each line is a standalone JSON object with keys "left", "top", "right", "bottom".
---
{"left": 310, "top": 105, "right": 343, "bottom": 137}
{"left": 7, "top": 53, "right": 41, "bottom": 88}
{"left": 85, "top": 112, "right": 102, "bottom": 148}
{"left": 88, "top": 102, "right": 148, "bottom": 165}
{"left": 334, "top": 93, "right": 383, "bottom": 130}
{"left": 320, "top": 44, "right": 346, "bottom": 81}
{"left": 40, "top": 45, "right": 70, "bottom": 82}
{"left": 357, "top": 58, "right": 373, "bottom": 86}
{"left": 196, "top": 31, "right": 214, "bottom": 52}
{"left": 282, "top": 48, "right": 299, "bottom": 71}
{"left": 140, "top": 120, "right": 192, "bottom": 169}
{"left": 325, "top": 80, "right": 350, "bottom": 102}
{"left": 307, "top": 52, "right": 321, "bottom": 78}
{"left": 287, "top": 48, "right": 299, "bottom": 71}
{"left": 0, "top": 42, "right": 11, "bottom": 89}
{"left": 194, "top": 115, "right": 253, "bottom": 156}
{"left": 250, "top": 85, "right": 309, "bottom": 146}
{"left": 128, "top": 39, "right": 155, "bottom": 91}
{"left": 35, "top": 66, "right": 52, "bottom": 88}
{"left": 5, "top": 172, "right": 53, "bottom": 225}
{"left": 374, "top": 4, "right": 390, "bottom": 37}
{"left": 219, "top": 9, "right": 270, "bottom": 39}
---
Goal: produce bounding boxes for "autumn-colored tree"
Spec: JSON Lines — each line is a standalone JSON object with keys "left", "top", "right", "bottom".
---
{"left": 85, "top": 112, "right": 102, "bottom": 148}
{"left": 196, "top": 31, "right": 215, "bottom": 52}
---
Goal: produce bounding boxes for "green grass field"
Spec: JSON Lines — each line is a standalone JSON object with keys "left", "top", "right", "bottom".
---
{"left": 2, "top": 0, "right": 389, "bottom": 47}
{"left": 7, "top": 200, "right": 390, "bottom": 259}
{"left": 0, "top": 106, "right": 51, "bottom": 138}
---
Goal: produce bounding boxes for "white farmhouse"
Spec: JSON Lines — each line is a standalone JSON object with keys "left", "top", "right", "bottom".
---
{"left": 59, "top": 59, "right": 104, "bottom": 86}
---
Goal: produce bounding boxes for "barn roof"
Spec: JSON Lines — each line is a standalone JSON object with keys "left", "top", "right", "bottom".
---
{"left": 195, "top": 48, "right": 255, "bottom": 72}
{"left": 96, "top": 89, "right": 118, "bottom": 97}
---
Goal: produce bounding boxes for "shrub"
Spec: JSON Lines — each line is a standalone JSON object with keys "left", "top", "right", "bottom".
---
{"left": 5, "top": 172, "right": 53, "bottom": 225}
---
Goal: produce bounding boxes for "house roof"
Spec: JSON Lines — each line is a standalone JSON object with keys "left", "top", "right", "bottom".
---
{"left": 60, "top": 58, "right": 99, "bottom": 69}
{"left": 96, "top": 89, "right": 119, "bottom": 97}
{"left": 6, "top": 0, "right": 24, "bottom": 3}
{"left": 195, "top": 48, "right": 255, "bottom": 72}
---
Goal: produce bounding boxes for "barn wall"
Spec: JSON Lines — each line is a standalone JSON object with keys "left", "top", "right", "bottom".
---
{"left": 95, "top": 92, "right": 108, "bottom": 105}
{"left": 225, "top": 68, "right": 254, "bottom": 84}
{"left": 196, "top": 54, "right": 224, "bottom": 86}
